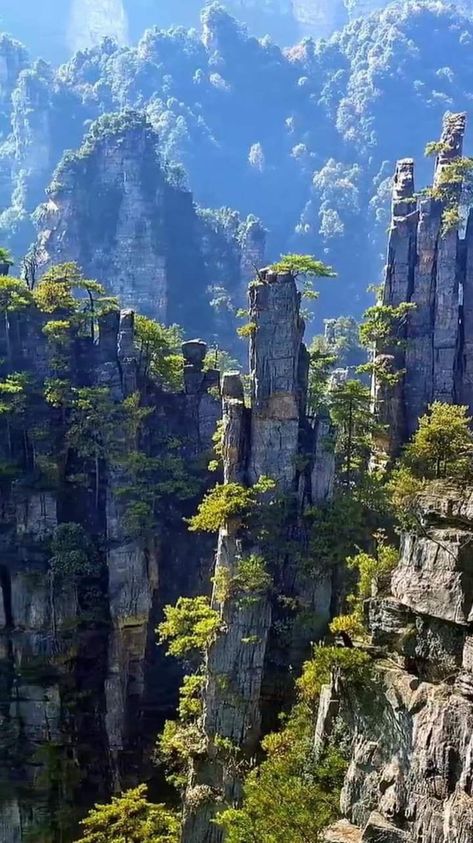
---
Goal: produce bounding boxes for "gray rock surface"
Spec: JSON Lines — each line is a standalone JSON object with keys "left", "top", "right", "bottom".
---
{"left": 320, "top": 486, "right": 473, "bottom": 843}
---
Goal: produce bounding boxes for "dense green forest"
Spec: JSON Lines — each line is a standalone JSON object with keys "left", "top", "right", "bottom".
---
{"left": 2, "top": 2, "right": 473, "bottom": 322}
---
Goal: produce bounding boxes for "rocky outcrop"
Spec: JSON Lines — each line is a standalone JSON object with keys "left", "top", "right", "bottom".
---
{"left": 35, "top": 110, "right": 262, "bottom": 337}
{"left": 0, "top": 35, "right": 28, "bottom": 113}
{"left": 182, "top": 269, "right": 336, "bottom": 842}
{"left": 0, "top": 296, "right": 220, "bottom": 839}
{"left": 375, "top": 113, "right": 473, "bottom": 456}
{"left": 321, "top": 485, "right": 473, "bottom": 843}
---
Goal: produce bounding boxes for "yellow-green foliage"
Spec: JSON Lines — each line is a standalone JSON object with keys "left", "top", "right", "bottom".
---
{"left": 42, "top": 319, "right": 72, "bottom": 343}
{"left": 158, "top": 596, "right": 222, "bottom": 659}
{"left": 178, "top": 674, "right": 205, "bottom": 722}
{"left": 387, "top": 465, "right": 424, "bottom": 523}
{"left": 329, "top": 613, "right": 365, "bottom": 639}
{"left": 77, "top": 784, "right": 179, "bottom": 843}
{"left": 188, "top": 476, "right": 275, "bottom": 533}
{"left": 209, "top": 419, "right": 224, "bottom": 472}
{"left": 44, "top": 377, "right": 72, "bottom": 408}
{"left": 359, "top": 301, "right": 415, "bottom": 348}
{"left": 270, "top": 254, "right": 335, "bottom": 279}
{"left": 212, "top": 556, "right": 272, "bottom": 606}
{"left": 233, "top": 555, "right": 272, "bottom": 594}
{"left": 33, "top": 262, "right": 118, "bottom": 340}
{"left": 402, "top": 401, "right": 473, "bottom": 480}
{"left": 216, "top": 691, "right": 346, "bottom": 843}
{"left": 236, "top": 321, "right": 257, "bottom": 339}
{"left": 0, "top": 372, "right": 29, "bottom": 416}
{"left": 0, "top": 247, "right": 14, "bottom": 266}
{"left": 0, "top": 275, "right": 33, "bottom": 313}
{"left": 424, "top": 141, "right": 473, "bottom": 234}
{"left": 157, "top": 720, "right": 205, "bottom": 788}
{"left": 297, "top": 644, "right": 372, "bottom": 708}
{"left": 347, "top": 541, "right": 398, "bottom": 618}
{"left": 134, "top": 315, "right": 184, "bottom": 390}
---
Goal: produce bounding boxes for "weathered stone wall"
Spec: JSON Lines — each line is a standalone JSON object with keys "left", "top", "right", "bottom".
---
{"left": 0, "top": 303, "right": 220, "bottom": 839}
{"left": 320, "top": 490, "right": 473, "bottom": 841}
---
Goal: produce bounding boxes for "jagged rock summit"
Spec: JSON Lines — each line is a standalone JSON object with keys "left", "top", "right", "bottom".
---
{"left": 35, "top": 110, "right": 265, "bottom": 337}
{"left": 373, "top": 111, "right": 473, "bottom": 456}
{"left": 182, "top": 268, "right": 335, "bottom": 842}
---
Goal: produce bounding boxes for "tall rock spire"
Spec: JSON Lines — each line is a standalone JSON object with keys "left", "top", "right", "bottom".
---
{"left": 182, "top": 269, "right": 335, "bottom": 842}
{"left": 375, "top": 112, "right": 469, "bottom": 455}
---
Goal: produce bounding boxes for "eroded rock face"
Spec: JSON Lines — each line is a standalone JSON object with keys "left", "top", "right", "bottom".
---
{"left": 0, "top": 302, "right": 220, "bottom": 838}
{"left": 35, "top": 111, "right": 264, "bottom": 337}
{"left": 320, "top": 486, "right": 473, "bottom": 843}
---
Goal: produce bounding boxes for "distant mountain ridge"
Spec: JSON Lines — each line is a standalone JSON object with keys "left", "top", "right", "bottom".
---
{"left": 3, "top": 0, "right": 473, "bottom": 61}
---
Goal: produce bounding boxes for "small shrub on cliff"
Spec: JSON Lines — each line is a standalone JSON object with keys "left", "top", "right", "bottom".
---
{"left": 50, "top": 523, "right": 99, "bottom": 577}
{"left": 188, "top": 476, "right": 276, "bottom": 533}
{"left": 297, "top": 645, "right": 372, "bottom": 709}
{"left": 178, "top": 673, "right": 205, "bottom": 722}
{"left": 77, "top": 784, "right": 179, "bottom": 843}
{"left": 359, "top": 301, "right": 415, "bottom": 348}
{"left": 346, "top": 540, "right": 398, "bottom": 620}
{"left": 425, "top": 143, "right": 473, "bottom": 234}
{"left": 157, "top": 719, "right": 206, "bottom": 789}
{"left": 135, "top": 315, "right": 184, "bottom": 390}
{"left": 158, "top": 596, "right": 222, "bottom": 660}
{"left": 233, "top": 555, "right": 272, "bottom": 601}
{"left": 402, "top": 401, "right": 473, "bottom": 480}
{"left": 329, "top": 613, "right": 365, "bottom": 639}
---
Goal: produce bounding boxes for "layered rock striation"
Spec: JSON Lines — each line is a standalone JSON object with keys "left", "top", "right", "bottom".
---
{"left": 36, "top": 111, "right": 264, "bottom": 338}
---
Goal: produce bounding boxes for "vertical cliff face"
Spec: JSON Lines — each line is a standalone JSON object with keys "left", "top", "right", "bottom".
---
{"left": 321, "top": 486, "right": 473, "bottom": 843}
{"left": 36, "top": 111, "right": 263, "bottom": 338}
{"left": 375, "top": 112, "right": 473, "bottom": 456}
{"left": 0, "top": 35, "right": 27, "bottom": 114}
{"left": 0, "top": 295, "right": 220, "bottom": 841}
{"left": 182, "top": 270, "right": 335, "bottom": 843}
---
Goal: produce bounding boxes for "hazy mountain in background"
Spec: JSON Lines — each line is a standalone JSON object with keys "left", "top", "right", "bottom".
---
{"left": 4, "top": 0, "right": 471, "bottom": 61}
{"left": 2, "top": 0, "right": 473, "bottom": 325}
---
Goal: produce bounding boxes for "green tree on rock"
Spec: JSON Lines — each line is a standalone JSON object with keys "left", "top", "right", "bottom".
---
{"left": 77, "top": 785, "right": 179, "bottom": 843}
{"left": 329, "top": 379, "right": 376, "bottom": 487}
{"left": 403, "top": 401, "right": 473, "bottom": 480}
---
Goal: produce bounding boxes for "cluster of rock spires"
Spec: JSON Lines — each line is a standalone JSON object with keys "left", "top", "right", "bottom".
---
{"left": 3, "top": 104, "right": 473, "bottom": 843}
{"left": 375, "top": 111, "right": 473, "bottom": 456}
{"left": 319, "top": 114, "right": 473, "bottom": 843}
{"left": 182, "top": 267, "right": 335, "bottom": 842}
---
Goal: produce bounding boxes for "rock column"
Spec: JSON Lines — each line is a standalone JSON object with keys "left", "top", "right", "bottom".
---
{"left": 376, "top": 113, "right": 468, "bottom": 455}
{"left": 182, "top": 269, "right": 334, "bottom": 842}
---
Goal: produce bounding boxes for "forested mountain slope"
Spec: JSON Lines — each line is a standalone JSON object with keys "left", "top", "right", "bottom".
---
{"left": 0, "top": 0, "right": 420, "bottom": 59}
{"left": 2, "top": 2, "right": 473, "bottom": 323}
